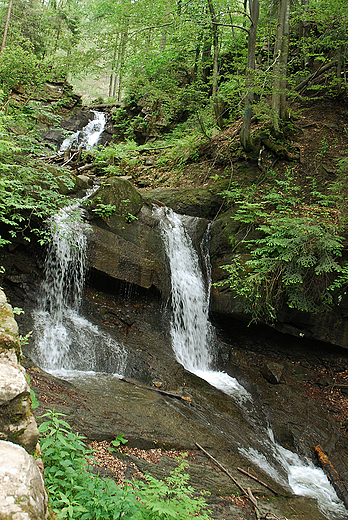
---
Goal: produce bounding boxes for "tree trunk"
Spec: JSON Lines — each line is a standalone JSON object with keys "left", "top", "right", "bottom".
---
{"left": 1, "top": 0, "right": 14, "bottom": 55}
{"left": 201, "top": 34, "right": 212, "bottom": 83}
{"left": 108, "top": 38, "right": 119, "bottom": 98}
{"left": 240, "top": 0, "right": 259, "bottom": 151}
{"left": 160, "top": 6, "right": 170, "bottom": 52}
{"left": 117, "top": 30, "right": 128, "bottom": 102}
{"left": 271, "top": 0, "right": 290, "bottom": 135}
{"left": 315, "top": 445, "right": 348, "bottom": 511}
{"left": 207, "top": 0, "right": 224, "bottom": 129}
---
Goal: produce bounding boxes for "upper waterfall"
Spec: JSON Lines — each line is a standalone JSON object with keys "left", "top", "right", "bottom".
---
{"left": 60, "top": 111, "right": 106, "bottom": 152}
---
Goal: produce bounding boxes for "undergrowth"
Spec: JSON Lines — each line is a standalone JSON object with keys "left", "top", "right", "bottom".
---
{"left": 0, "top": 106, "right": 71, "bottom": 247}
{"left": 218, "top": 168, "right": 348, "bottom": 322}
{"left": 39, "top": 409, "right": 212, "bottom": 520}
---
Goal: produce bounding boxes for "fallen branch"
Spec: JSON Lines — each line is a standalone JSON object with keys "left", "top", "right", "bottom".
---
{"left": 247, "top": 488, "right": 260, "bottom": 520}
{"left": 295, "top": 60, "right": 337, "bottom": 93}
{"left": 195, "top": 443, "right": 247, "bottom": 495}
{"left": 77, "top": 163, "right": 95, "bottom": 172}
{"left": 315, "top": 445, "right": 348, "bottom": 510}
{"left": 119, "top": 377, "right": 192, "bottom": 402}
{"left": 195, "top": 443, "right": 261, "bottom": 519}
{"left": 39, "top": 153, "right": 60, "bottom": 161}
{"left": 62, "top": 152, "right": 78, "bottom": 167}
{"left": 237, "top": 467, "right": 278, "bottom": 495}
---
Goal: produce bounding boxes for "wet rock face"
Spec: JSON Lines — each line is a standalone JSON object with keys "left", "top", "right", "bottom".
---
{"left": 0, "top": 440, "right": 48, "bottom": 520}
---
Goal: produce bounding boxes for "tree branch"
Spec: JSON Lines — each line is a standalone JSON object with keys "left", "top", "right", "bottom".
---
{"left": 295, "top": 60, "right": 338, "bottom": 92}
{"left": 129, "top": 22, "right": 174, "bottom": 39}
{"left": 214, "top": 23, "right": 249, "bottom": 33}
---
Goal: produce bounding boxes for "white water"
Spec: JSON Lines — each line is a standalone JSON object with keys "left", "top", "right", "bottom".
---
{"left": 32, "top": 199, "right": 127, "bottom": 378}
{"left": 60, "top": 111, "right": 106, "bottom": 152}
{"left": 154, "top": 205, "right": 348, "bottom": 520}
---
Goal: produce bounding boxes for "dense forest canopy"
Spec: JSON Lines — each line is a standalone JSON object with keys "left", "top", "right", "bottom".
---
{"left": 0, "top": 0, "right": 346, "bottom": 112}
{"left": 0, "top": 0, "right": 347, "bottom": 322}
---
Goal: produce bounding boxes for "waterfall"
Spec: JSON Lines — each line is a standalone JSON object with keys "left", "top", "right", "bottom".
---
{"left": 32, "top": 198, "right": 127, "bottom": 379}
{"left": 154, "top": 206, "right": 250, "bottom": 402}
{"left": 60, "top": 111, "right": 106, "bottom": 152}
{"left": 154, "top": 205, "right": 348, "bottom": 520}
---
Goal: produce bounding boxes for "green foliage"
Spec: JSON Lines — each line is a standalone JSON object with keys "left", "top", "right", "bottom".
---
{"left": 133, "top": 461, "right": 211, "bottom": 520}
{"left": 25, "top": 373, "right": 39, "bottom": 409}
{"left": 108, "top": 434, "right": 128, "bottom": 453}
{"left": 0, "top": 104, "right": 75, "bottom": 247}
{"left": 0, "top": 39, "right": 53, "bottom": 97}
{"left": 39, "top": 410, "right": 142, "bottom": 520}
{"left": 219, "top": 172, "right": 348, "bottom": 322}
{"left": 39, "top": 409, "right": 212, "bottom": 520}
{"left": 220, "top": 216, "right": 346, "bottom": 322}
{"left": 19, "top": 330, "right": 33, "bottom": 347}
{"left": 0, "top": 116, "right": 69, "bottom": 246}
{"left": 90, "top": 141, "right": 139, "bottom": 176}
{"left": 93, "top": 203, "right": 117, "bottom": 219}
{"left": 12, "top": 306, "right": 25, "bottom": 315}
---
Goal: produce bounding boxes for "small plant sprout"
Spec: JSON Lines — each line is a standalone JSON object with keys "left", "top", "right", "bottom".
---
{"left": 108, "top": 433, "right": 128, "bottom": 452}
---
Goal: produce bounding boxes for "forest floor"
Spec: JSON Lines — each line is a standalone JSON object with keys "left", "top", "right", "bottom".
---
{"left": 124, "top": 98, "right": 348, "bottom": 198}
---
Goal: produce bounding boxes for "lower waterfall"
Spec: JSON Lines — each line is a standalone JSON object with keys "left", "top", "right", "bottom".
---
{"left": 32, "top": 200, "right": 127, "bottom": 379}
{"left": 154, "top": 205, "right": 348, "bottom": 520}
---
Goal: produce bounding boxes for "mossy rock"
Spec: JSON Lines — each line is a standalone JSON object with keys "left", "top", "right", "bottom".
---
{"left": 0, "top": 291, "right": 20, "bottom": 359}
{"left": 36, "top": 164, "right": 76, "bottom": 195}
{"left": 88, "top": 177, "right": 143, "bottom": 220}
{"left": 141, "top": 179, "right": 230, "bottom": 219}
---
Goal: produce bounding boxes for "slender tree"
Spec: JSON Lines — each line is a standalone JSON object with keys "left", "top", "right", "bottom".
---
{"left": 240, "top": 0, "right": 259, "bottom": 151}
{"left": 1, "top": 0, "right": 13, "bottom": 55}
{"left": 271, "top": 0, "right": 290, "bottom": 135}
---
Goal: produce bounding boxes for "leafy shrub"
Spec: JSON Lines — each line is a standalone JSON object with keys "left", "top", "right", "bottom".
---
{"left": 39, "top": 410, "right": 212, "bottom": 520}
{"left": 219, "top": 216, "right": 347, "bottom": 322}
{"left": 218, "top": 174, "right": 348, "bottom": 322}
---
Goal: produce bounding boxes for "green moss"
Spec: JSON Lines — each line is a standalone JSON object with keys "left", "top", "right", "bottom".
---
{"left": 141, "top": 179, "right": 230, "bottom": 219}
{"left": 87, "top": 177, "right": 143, "bottom": 219}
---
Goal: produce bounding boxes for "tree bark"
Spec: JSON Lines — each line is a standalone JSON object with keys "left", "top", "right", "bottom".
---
{"left": 1, "top": 0, "right": 14, "bottom": 55}
{"left": 117, "top": 30, "right": 128, "bottom": 102}
{"left": 108, "top": 38, "right": 119, "bottom": 98}
{"left": 240, "top": 0, "right": 259, "bottom": 151}
{"left": 271, "top": 0, "right": 290, "bottom": 134}
{"left": 207, "top": 0, "right": 224, "bottom": 129}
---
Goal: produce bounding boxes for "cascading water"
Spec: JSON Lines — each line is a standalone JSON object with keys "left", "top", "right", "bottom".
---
{"left": 60, "top": 111, "right": 106, "bottom": 153}
{"left": 32, "top": 199, "right": 127, "bottom": 379}
{"left": 154, "top": 205, "right": 348, "bottom": 520}
{"left": 33, "top": 111, "right": 125, "bottom": 379}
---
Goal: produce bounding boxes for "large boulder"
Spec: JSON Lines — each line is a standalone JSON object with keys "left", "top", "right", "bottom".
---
{"left": 87, "top": 178, "right": 214, "bottom": 295}
{"left": 0, "top": 289, "right": 39, "bottom": 452}
{"left": 89, "top": 203, "right": 169, "bottom": 295}
{"left": 141, "top": 180, "right": 229, "bottom": 219}
{"left": 0, "top": 440, "right": 48, "bottom": 519}
{"left": 88, "top": 176, "right": 143, "bottom": 218}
